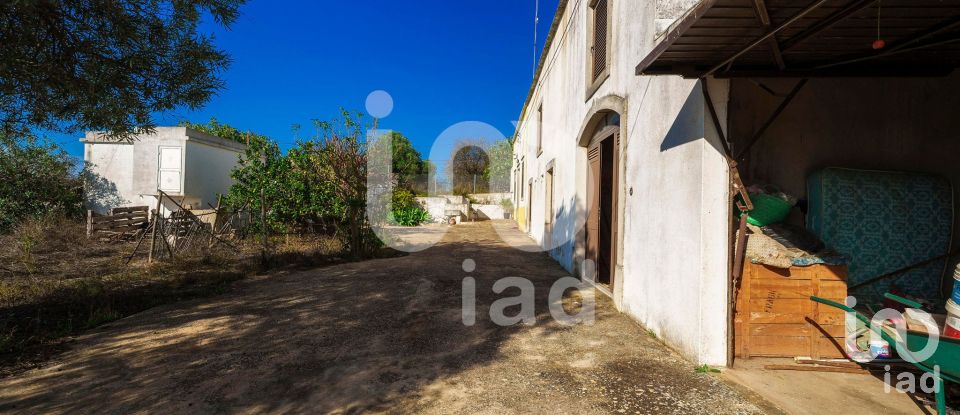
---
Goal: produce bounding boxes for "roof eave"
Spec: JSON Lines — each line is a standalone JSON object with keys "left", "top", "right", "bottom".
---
{"left": 635, "top": 0, "right": 719, "bottom": 76}
{"left": 513, "top": 0, "right": 570, "bottom": 143}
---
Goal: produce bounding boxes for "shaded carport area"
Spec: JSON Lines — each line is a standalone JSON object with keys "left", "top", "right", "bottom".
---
{"left": 639, "top": 0, "right": 960, "bottom": 79}
{"left": 637, "top": 1, "right": 960, "bottom": 413}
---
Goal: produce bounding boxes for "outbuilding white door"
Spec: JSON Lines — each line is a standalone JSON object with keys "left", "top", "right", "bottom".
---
{"left": 157, "top": 146, "right": 183, "bottom": 193}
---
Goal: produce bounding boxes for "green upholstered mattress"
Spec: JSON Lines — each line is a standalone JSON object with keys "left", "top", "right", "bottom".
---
{"left": 807, "top": 168, "right": 954, "bottom": 305}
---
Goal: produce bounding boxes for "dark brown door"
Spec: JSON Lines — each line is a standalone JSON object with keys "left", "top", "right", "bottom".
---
{"left": 586, "top": 129, "right": 618, "bottom": 286}
{"left": 586, "top": 128, "right": 620, "bottom": 285}
{"left": 586, "top": 145, "right": 601, "bottom": 280}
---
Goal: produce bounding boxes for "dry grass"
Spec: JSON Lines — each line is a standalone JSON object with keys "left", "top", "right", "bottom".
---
{"left": 0, "top": 214, "right": 357, "bottom": 377}
{"left": 267, "top": 233, "right": 346, "bottom": 268}
{"left": 0, "top": 215, "right": 118, "bottom": 281}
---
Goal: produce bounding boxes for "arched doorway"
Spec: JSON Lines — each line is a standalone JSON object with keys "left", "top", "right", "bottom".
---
{"left": 574, "top": 94, "right": 626, "bottom": 300}
{"left": 584, "top": 113, "right": 620, "bottom": 287}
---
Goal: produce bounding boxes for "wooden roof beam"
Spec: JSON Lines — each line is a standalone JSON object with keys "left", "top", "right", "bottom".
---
{"left": 817, "top": 36, "right": 960, "bottom": 69}
{"left": 753, "top": 0, "right": 787, "bottom": 69}
{"left": 735, "top": 79, "right": 808, "bottom": 160}
{"left": 780, "top": 0, "right": 878, "bottom": 52}
{"left": 816, "top": 15, "right": 960, "bottom": 69}
{"left": 704, "top": 0, "right": 831, "bottom": 77}
{"left": 886, "top": 15, "right": 960, "bottom": 54}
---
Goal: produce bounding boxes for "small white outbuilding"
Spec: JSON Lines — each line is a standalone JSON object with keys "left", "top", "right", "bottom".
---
{"left": 82, "top": 127, "right": 246, "bottom": 215}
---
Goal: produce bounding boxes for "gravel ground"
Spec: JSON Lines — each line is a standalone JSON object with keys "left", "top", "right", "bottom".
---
{"left": 0, "top": 221, "right": 767, "bottom": 414}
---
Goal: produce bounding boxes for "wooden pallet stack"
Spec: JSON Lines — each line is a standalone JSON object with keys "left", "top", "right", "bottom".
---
{"left": 734, "top": 262, "right": 849, "bottom": 359}
{"left": 86, "top": 206, "right": 149, "bottom": 240}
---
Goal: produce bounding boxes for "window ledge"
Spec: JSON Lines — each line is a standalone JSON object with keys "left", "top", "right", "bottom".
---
{"left": 585, "top": 68, "right": 610, "bottom": 102}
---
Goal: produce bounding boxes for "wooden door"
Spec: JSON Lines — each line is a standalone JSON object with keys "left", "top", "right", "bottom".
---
{"left": 603, "top": 131, "right": 619, "bottom": 287}
{"left": 586, "top": 144, "right": 601, "bottom": 281}
{"left": 586, "top": 128, "right": 619, "bottom": 286}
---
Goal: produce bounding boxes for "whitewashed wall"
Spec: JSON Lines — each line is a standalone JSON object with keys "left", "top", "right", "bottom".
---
{"left": 416, "top": 196, "right": 450, "bottom": 223}
{"left": 184, "top": 137, "right": 244, "bottom": 209}
{"left": 473, "top": 204, "right": 506, "bottom": 220}
{"left": 84, "top": 143, "right": 135, "bottom": 213}
{"left": 84, "top": 129, "right": 184, "bottom": 212}
{"left": 83, "top": 127, "right": 244, "bottom": 215}
{"left": 512, "top": 0, "right": 731, "bottom": 365}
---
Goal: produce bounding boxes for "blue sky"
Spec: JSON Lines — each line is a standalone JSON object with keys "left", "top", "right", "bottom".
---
{"left": 53, "top": 0, "right": 561, "bottom": 163}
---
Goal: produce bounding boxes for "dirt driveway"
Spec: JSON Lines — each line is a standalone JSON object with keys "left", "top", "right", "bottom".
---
{"left": 0, "top": 221, "right": 766, "bottom": 414}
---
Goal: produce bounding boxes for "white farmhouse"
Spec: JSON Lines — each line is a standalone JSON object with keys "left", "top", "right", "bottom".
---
{"left": 82, "top": 127, "right": 246, "bottom": 215}
{"left": 512, "top": 0, "right": 960, "bottom": 369}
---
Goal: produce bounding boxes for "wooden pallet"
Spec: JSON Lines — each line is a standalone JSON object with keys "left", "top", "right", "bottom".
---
{"left": 87, "top": 206, "right": 149, "bottom": 239}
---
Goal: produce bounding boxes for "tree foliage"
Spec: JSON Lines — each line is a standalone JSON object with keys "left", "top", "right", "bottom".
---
{"left": 218, "top": 111, "right": 430, "bottom": 255}
{"left": 386, "top": 131, "right": 429, "bottom": 193}
{"left": 485, "top": 139, "right": 513, "bottom": 193}
{"left": 311, "top": 110, "right": 378, "bottom": 257}
{"left": 0, "top": 137, "right": 84, "bottom": 232}
{"left": 180, "top": 117, "right": 267, "bottom": 146}
{"left": 0, "top": 0, "right": 245, "bottom": 140}
{"left": 285, "top": 144, "right": 344, "bottom": 229}
{"left": 446, "top": 138, "right": 512, "bottom": 195}
{"left": 223, "top": 135, "right": 291, "bottom": 233}
{"left": 450, "top": 141, "right": 490, "bottom": 195}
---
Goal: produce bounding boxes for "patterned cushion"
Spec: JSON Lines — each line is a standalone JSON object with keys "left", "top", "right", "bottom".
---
{"left": 807, "top": 168, "right": 953, "bottom": 305}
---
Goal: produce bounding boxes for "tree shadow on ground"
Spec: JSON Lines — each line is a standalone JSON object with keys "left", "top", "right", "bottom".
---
{"left": 0, "top": 234, "right": 400, "bottom": 380}
{"left": 0, "top": 221, "right": 580, "bottom": 413}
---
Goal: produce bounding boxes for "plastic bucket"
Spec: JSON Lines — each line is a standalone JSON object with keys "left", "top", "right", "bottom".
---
{"left": 951, "top": 264, "right": 960, "bottom": 305}
{"left": 945, "top": 299, "right": 960, "bottom": 340}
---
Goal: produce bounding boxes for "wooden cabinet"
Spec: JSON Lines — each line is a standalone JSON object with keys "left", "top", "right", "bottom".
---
{"left": 734, "top": 263, "right": 848, "bottom": 359}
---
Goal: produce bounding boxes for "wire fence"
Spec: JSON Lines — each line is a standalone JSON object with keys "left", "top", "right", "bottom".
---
{"left": 410, "top": 173, "right": 510, "bottom": 195}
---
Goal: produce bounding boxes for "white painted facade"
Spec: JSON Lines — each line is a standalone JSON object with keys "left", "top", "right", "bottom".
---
{"left": 82, "top": 127, "right": 246, "bottom": 215}
{"left": 511, "top": 0, "right": 732, "bottom": 365}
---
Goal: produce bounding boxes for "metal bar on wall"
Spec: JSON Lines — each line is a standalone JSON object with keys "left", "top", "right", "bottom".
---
{"left": 734, "top": 78, "right": 809, "bottom": 160}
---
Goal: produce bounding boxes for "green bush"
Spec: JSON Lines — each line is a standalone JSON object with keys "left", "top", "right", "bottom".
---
{"left": 0, "top": 138, "right": 84, "bottom": 233}
{"left": 193, "top": 115, "right": 430, "bottom": 256}
{"left": 392, "top": 188, "right": 417, "bottom": 211}
{"left": 389, "top": 207, "right": 430, "bottom": 226}
{"left": 180, "top": 118, "right": 269, "bottom": 146}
